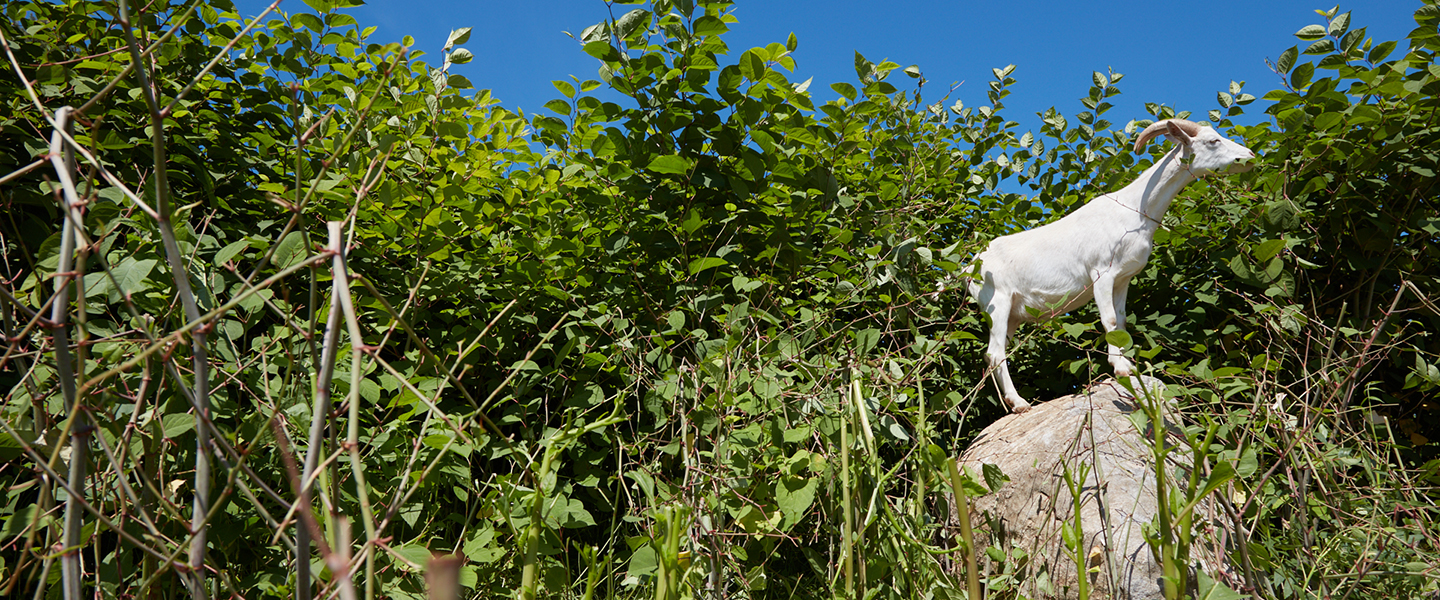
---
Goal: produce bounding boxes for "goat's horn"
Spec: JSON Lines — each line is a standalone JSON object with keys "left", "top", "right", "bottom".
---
{"left": 1132, "top": 119, "right": 1204, "bottom": 153}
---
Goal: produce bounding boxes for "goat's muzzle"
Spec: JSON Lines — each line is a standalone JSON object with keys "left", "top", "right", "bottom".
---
{"left": 1228, "top": 150, "right": 1257, "bottom": 173}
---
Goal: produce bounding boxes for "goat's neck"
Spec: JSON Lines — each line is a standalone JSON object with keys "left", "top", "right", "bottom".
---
{"left": 1115, "top": 146, "right": 1198, "bottom": 230}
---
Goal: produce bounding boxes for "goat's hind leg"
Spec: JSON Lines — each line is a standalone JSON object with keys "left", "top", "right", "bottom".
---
{"left": 983, "top": 297, "right": 1031, "bottom": 413}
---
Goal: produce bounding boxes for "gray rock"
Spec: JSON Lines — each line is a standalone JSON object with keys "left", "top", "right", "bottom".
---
{"left": 950, "top": 377, "right": 1242, "bottom": 599}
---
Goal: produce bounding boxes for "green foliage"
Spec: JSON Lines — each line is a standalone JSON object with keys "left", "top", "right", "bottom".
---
{"left": 1, "top": 0, "right": 1437, "bottom": 599}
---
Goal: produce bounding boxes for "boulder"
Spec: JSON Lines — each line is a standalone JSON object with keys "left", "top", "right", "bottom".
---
{"left": 950, "top": 377, "right": 1241, "bottom": 599}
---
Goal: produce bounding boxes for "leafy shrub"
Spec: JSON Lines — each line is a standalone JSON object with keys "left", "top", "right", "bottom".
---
{"left": 0, "top": 0, "right": 1435, "bottom": 598}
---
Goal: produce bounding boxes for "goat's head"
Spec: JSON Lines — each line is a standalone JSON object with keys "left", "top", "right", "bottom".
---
{"left": 1133, "top": 119, "right": 1255, "bottom": 176}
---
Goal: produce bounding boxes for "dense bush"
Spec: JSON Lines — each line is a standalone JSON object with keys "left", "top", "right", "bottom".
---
{"left": 0, "top": 0, "right": 1436, "bottom": 598}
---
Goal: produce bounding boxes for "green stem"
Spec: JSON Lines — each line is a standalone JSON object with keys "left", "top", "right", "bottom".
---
{"left": 840, "top": 380, "right": 854, "bottom": 598}
{"left": 946, "top": 459, "right": 982, "bottom": 600}
{"left": 1144, "top": 389, "right": 1178, "bottom": 600}
{"left": 520, "top": 449, "right": 556, "bottom": 600}
{"left": 1062, "top": 460, "right": 1091, "bottom": 600}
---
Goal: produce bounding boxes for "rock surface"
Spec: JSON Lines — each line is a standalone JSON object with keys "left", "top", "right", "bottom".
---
{"left": 951, "top": 377, "right": 1239, "bottom": 599}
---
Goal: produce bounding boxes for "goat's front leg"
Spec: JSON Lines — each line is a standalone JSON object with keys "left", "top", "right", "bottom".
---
{"left": 983, "top": 296, "right": 1031, "bottom": 413}
{"left": 1093, "top": 274, "right": 1135, "bottom": 377}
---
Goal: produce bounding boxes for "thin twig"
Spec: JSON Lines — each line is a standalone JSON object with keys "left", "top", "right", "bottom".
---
{"left": 0, "top": 158, "right": 45, "bottom": 187}
{"left": 296, "top": 279, "right": 343, "bottom": 600}
{"left": 117, "top": 2, "right": 213, "bottom": 589}
{"left": 48, "top": 106, "right": 86, "bottom": 600}
{"left": 329, "top": 221, "right": 380, "bottom": 600}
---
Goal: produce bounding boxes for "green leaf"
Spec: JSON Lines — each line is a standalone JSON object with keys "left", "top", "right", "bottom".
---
{"left": 718, "top": 65, "right": 743, "bottom": 94}
{"left": 582, "top": 40, "right": 614, "bottom": 61}
{"left": 688, "top": 256, "right": 728, "bottom": 275}
{"left": 1092, "top": 71, "right": 1108, "bottom": 87}
{"left": 543, "top": 99, "right": 571, "bottom": 115}
{"left": 740, "top": 49, "right": 765, "bottom": 80}
{"left": 1261, "top": 256, "right": 1284, "bottom": 281}
{"left": 982, "top": 463, "right": 1008, "bottom": 494}
{"left": 1252, "top": 239, "right": 1285, "bottom": 261}
{"left": 1304, "top": 39, "right": 1335, "bottom": 55}
{"left": 679, "top": 210, "right": 705, "bottom": 234}
{"left": 647, "top": 154, "right": 693, "bottom": 175}
{"left": 0, "top": 431, "right": 27, "bottom": 461}
{"left": 853, "top": 51, "right": 874, "bottom": 82}
{"left": 626, "top": 543, "right": 659, "bottom": 578}
{"left": 271, "top": 232, "right": 307, "bottom": 269}
{"left": 881, "top": 415, "right": 909, "bottom": 441}
{"left": 162, "top": 413, "right": 195, "bottom": 439}
{"left": 548, "top": 496, "right": 595, "bottom": 528}
{"left": 1194, "top": 571, "right": 1245, "bottom": 600}
{"left": 1105, "top": 330, "right": 1132, "bottom": 349}
{"left": 776, "top": 476, "right": 818, "bottom": 529}
{"left": 1236, "top": 448, "right": 1258, "bottom": 478}
{"left": 1290, "top": 63, "right": 1314, "bottom": 89}
{"left": 448, "top": 48, "right": 473, "bottom": 65}
{"left": 1327, "top": 11, "right": 1350, "bottom": 38}
{"left": 390, "top": 543, "right": 432, "bottom": 572}
{"left": 1276, "top": 46, "right": 1299, "bottom": 74}
{"left": 1197, "top": 461, "right": 1236, "bottom": 501}
{"left": 830, "top": 82, "right": 857, "bottom": 101}
{"left": 855, "top": 328, "right": 880, "bottom": 355}
{"left": 879, "top": 181, "right": 899, "bottom": 201}
{"left": 1294, "top": 24, "right": 1327, "bottom": 40}
{"left": 552, "top": 80, "right": 575, "bottom": 98}
{"left": 445, "top": 27, "right": 472, "bottom": 49}
{"left": 1061, "top": 522, "right": 1078, "bottom": 548}
{"left": 1340, "top": 27, "right": 1364, "bottom": 55}
{"left": 1368, "top": 40, "right": 1397, "bottom": 62}
{"left": 731, "top": 275, "right": 763, "bottom": 292}
{"left": 615, "top": 9, "right": 651, "bottom": 38}
{"left": 0, "top": 505, "right": 37, "bottom": 538}
{"left": 112, "top": 257, "right": 158, "bottom": 297}
{"left": 215, "top": 240, "right": 249, "bottom": 267}
{"left": 292, "top": 13, "right": 324, "bottom": 33}
{"left": 954, "top": 468, "right": 989, "bottom": 497}
{"left": 693, "top": 15, "right": 727, "bottom": 37}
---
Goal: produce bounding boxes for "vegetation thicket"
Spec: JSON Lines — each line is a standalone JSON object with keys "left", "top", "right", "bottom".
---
{"left": 0, "top": 0, "right": 1436, "bottom": 598}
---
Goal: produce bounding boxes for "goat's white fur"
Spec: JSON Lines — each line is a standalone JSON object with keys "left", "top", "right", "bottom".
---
{"left": 967, "top": 119, "right": 1255, "bottom": 413}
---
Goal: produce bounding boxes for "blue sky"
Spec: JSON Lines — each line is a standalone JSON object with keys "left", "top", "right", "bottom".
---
{"left": 233, "top": 1, "right": 1422, "bottom": 135}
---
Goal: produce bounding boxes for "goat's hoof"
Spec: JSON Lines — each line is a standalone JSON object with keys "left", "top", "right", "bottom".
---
{"left": 1008, "top": 399, "right": 1032, "bottom": 414}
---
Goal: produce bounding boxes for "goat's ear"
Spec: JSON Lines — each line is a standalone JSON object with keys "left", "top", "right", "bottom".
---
{"left": 1165, "top": 121, "right": 1193, "bottom": 146}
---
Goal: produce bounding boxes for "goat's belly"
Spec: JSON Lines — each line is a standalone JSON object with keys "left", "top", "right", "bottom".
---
{"left": 1011, "top": 283, "right": 1094, "bottom": 321}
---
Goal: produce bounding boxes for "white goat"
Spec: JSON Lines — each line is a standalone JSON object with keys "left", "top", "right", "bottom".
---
{"left": 967, "top": 119, "right": 1255, "bottom": 413}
